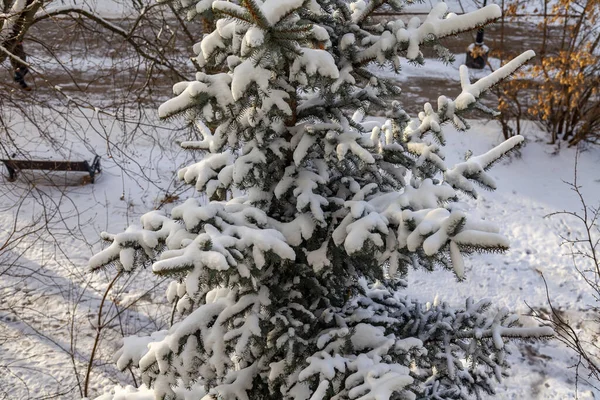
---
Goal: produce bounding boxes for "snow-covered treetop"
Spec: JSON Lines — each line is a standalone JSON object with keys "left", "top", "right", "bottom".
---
{"left": 131, "top": 0, "right": 534, "bottom": 281}
{"left": 91, "top": 1, "right": 551, "bottom": 400}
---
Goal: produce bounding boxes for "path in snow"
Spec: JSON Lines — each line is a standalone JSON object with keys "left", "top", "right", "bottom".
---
{"left": 1, "top": 17, "right": 553, "bottom": 114}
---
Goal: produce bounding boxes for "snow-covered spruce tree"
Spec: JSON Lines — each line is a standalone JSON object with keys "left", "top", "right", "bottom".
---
{"left": 91, "top": 1, "right": 553, "bottom": 399}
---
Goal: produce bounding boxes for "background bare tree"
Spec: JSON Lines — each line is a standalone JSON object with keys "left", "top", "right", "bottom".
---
{"left": 532, "top": 151, "right": 600, "bottom": 395}
{"left": 1, "top": 0, "right": 207, "bottom": 397}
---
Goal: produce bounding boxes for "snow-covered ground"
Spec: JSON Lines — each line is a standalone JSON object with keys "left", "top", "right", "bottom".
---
{"left": 1, "top": 107, "right": 599, "bottom": 398}
{"left": 406, "top": 122, "right": 600, "bottom": 399}
{"left": 0, "top": 108, "right": 194, "bottom": 398}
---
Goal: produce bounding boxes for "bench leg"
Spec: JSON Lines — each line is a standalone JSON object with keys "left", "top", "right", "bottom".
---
{"left": 89, "top": 155, "right": 100, "bottom": 184}
{"left": 5, "top": 165, "right": 17, "bottom": 181}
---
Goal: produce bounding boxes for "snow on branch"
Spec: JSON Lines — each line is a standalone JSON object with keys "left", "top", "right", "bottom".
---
{"left": 444, "top": 136, "right": 524, "bottom": 198}
{"left": 455, "top": 325, "right": 555, "bottom": 344}
{"left": 158, "top": 72, "right": 234, "bottom": 120}
{"left": 211, "top": 0, "right": 248, "bottom": 20}
{"left": 260, "top": 0, "right": 304, "bottom": 26}
{"left": 356, "top": 3, "right": 502, "bottom": 63}
{"left": 405, "top": 52, "right": 535, "bottom": 142}
{"left": 178, "top": 151, "right": 234, "bottom": 196}
{"left": 350, "top": 0, "right": 385, "bottom": 24}
{"left": 455, "top": 50, "right": 536, "bottom": 110}
{"left": 401, "top": 3, "right": 502, "bottom": 60}
{"left": 214, "top": 0, "right": 303, "bottom": 27}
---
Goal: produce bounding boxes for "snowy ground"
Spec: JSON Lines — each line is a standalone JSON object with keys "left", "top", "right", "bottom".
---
{"left": 406, "top": 122, "right": 600, "bottom": 399}
{"left": 0, "top": 108, "right": 195, "bottom": 398}
{"left": 1, "top": 108, "right": 599, "bottom": 398}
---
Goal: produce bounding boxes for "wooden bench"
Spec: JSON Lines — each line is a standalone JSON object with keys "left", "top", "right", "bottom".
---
{"left": 1, "top": 155, "right": 101, "bottom": 183}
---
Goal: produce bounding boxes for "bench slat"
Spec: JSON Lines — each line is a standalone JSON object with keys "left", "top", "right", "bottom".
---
{"left": 1, "top": 156, "right": 101, "bottom": 183}
{"left": 3, "top": 160, "right": 90, "bottom": 172}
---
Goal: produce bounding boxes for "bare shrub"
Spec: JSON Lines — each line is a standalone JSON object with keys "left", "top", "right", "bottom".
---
{"left": 496, "top": 0, "right": 599, "bottom": 145}
{"left": 532, "top": 151, "right": 600, "bottom": 394}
